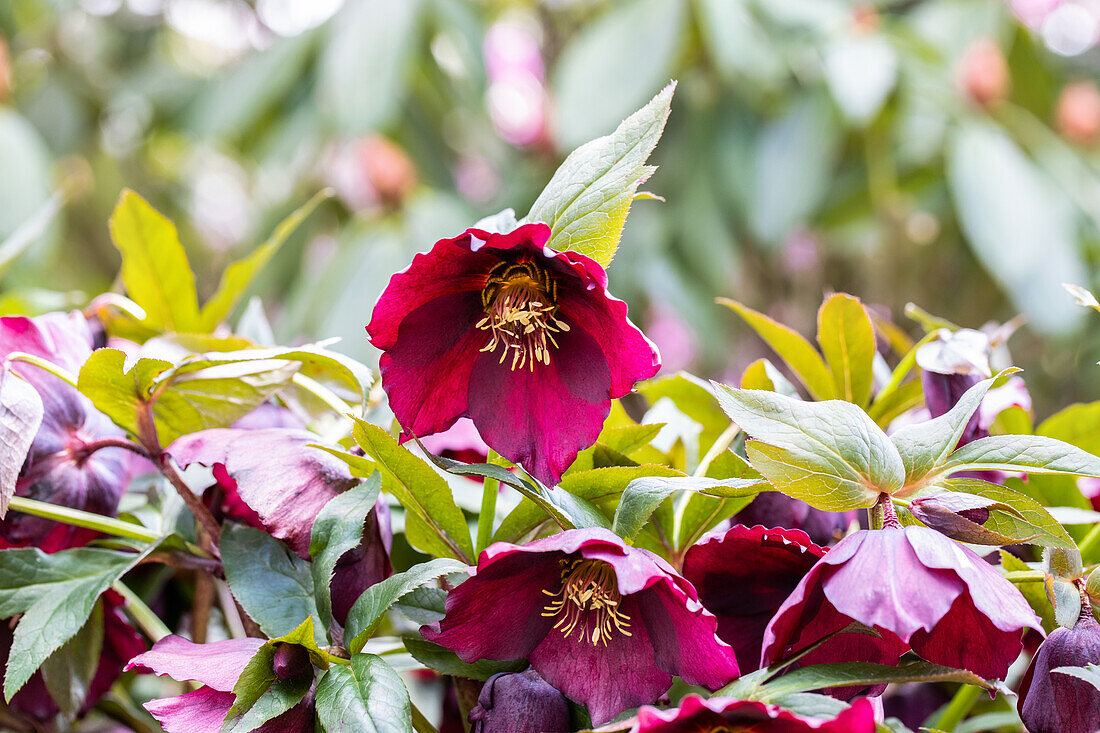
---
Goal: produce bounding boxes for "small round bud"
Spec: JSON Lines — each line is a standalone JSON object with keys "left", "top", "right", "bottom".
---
{"left": 1057, "top": 80, "right": 1100, "bottom": 146}
{"left": 272, "top": 643, "right": 312, "bottom": 682}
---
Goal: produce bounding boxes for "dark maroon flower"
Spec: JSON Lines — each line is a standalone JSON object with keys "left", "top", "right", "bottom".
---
{"left": 0, "top": 590, "right": 144, "bottom": 723}
{"left": 733, "top": 493, "right": 856, "bottom": 546}
{"left": 365, "top": 223, "right": 660, "bottom": 485}
{"left": 0, "top": 312, "right": 136, "bottom": 551}
{"left": 682, "top": 524, "right": 826, "bottom": 671}
{"left": 126, "top": 635, "right": 314, "bottom": 732}
{"left": 632, "top": 695, "right": 877, "bottom": 732}
{"left": 468, "top": 667, "right": 570, "bottom": 732}
{"left": 1018, "top": 605, "right": 1100, "bottom": 733}
{"left": 421, "top": 528, "right": 739, "bottom": 724}
{"left": 761, "top": 524, "right": 1042, "bottom": 684}
{"left": 169, "top": 428, "right": 392, "bottom": 626}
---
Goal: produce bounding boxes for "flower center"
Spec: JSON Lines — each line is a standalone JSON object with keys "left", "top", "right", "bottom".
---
{"left": 541, "top": 558, "right": 631, "bottom": 646}
{"left": 476, "top": 261, "right": 569, "bottom": 371}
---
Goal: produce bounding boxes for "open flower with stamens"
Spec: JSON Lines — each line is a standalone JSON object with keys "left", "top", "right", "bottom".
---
{"left": 366, "top": 223, "right": 660, "bottom": 485}
{"left": 421, "top": 528, "right": 739, "bottom": 725}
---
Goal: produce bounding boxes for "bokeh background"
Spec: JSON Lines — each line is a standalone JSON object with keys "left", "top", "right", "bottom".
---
{"left": 2, "top": 0, "right": 1100, "bottom": 417}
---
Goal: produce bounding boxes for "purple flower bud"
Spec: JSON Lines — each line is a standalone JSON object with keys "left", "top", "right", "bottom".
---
{"left": 909, "top": 492, "right": 1015, "bottom": 546}
{"left": 468, "top": 668, "right": 569, "bottom": 733}
{"left": 272, "top": 643, "right": 312, "bottom": 682}
{"left": 1018, "top": 608, "right": 1100, "bottom": 733}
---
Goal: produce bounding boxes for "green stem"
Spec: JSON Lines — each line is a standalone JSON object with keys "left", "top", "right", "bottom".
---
{"left": 411, "top": 702, "right": 440, "bottom": 733}
{"left": 869, "top": 503, "right": 884, "bottom": 530}
{"left": 869, "top": 331, "right": 938, "bottom": 413}
{"left": 932, "top": 683, "right": 982, "bottom": 732}
{"left": 1004, "top": 570, "right": 1047, "bottom": 583}
{"left": 8, "top": 496, "right": 158, "bottom": 543}
{"left": 113, "top": 582, "right": 172, "bottom": 642}
{"left": 477, "top": 451, "right": 500, "bottom": 553}
{"left": 5, "top": 352, "right": 78, "bottom": 387}
{"left": 1080, "top": 522, "right": 1100, "bottom": 564}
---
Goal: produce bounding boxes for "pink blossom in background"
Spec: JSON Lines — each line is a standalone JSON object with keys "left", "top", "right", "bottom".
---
{"left": 483, "top": 17, "right": 548, "bottom": 147}
{"left": 645, "top": 304, "right": 697, "bottom": 375}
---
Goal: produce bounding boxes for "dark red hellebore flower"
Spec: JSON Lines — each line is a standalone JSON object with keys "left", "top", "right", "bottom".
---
{"left": 631, "top": 695, "right": 877, "bottom": 733}
{"left": 365, "top": 223, "right": 660, "bottom": 485}
{"left": 682, "top": 524, "right": 826, "bottom": 672}
{"left": 421, "top": 527, "right": 739, "bottom": 725}
{"left": 468, "top": 666, "right": 570, "bottom": 732}
{"left": 1018, "top": 603, "right": 1100, "bottom": 733}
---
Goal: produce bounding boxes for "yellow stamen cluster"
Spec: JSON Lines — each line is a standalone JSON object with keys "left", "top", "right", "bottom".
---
{"left": 541, "top": 558, "right": 632, "bottom": 646}
{"left": 476, "top": 261, "right": 569, "bottom": 371}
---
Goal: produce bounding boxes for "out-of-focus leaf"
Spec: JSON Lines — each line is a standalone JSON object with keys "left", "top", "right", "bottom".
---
{"left": 344, "top": 558, "right": 466, "bottom": 654}
{"left": 108, "top": 190, "right": 201, "bottom": 333}
{"left": 695, "top": 0, "right": 785, "bottom": 90}
{"left": 748, "top": 96, "right": 840, "bottom": 245}
{"left": 639, "top": 372, "right": 732, "bottom": 452}
{"left": 0, "top": 111, "right": 55, "bottom": 264}
{"left": 527, "top": 82, "right": 676, "bottom": 266}
{"left": 0, "top": 193, "right": 63, "bottom": 281}
{"left": 318, "top": 0, "right": 422, "bottom": 135}
{"left": 40, "top": 601, "right": 103, "bottom": 719}
{"left": 549, "top": 0, "right": 683, "bottom": 150}
{"left": 947, "top": 121, "right": 1085, "bottom": 335}
{"left": 220, "top": 524, "right": 326, "bottom": 646}
{"left": 823, "top": 34, "right": 897, "bottom": 125}
{"left": 352, "top": 420, "right": 473, "bottom": 563}
{"left": 0, "top": 367, "right": 43, "bottom": 517}
{"left": 200, "top": 190, "right": 331, "bottom": 331}
{"left": 315, "top": 654, "right": 412, "bottom": 733}
{"left": 719, "top": 299, "right": 835, "bottom": 401}
{"left": 817, "top": 294, "right": 876, "bottom": 407}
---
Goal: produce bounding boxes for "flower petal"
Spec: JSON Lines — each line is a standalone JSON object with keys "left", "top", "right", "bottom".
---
{"left": 125, "top": 635, "right": 264, "bottom": 692}
{"left": 636, "top": 585, "right": 740, "bottom": 688}
{"left": 144, "top": 687, "right": 236, "bottom": 733}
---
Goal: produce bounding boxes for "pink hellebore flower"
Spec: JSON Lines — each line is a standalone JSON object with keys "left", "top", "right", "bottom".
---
{"left": 682, "top": 525, "right": 826, "bottom": 672}
{"left": 366, "top": 224, "right": 660, "bottom": 485}
{"left": 421, "top": 528, "right": 739, "bottom": 725}
{"left": 1018, "top": 603, "right": 1100, "bottom": 733}
{"left": 632, "top": 696, "right": 877, "bottom": 733}
{"left": 761, "top": 523, "right": 1043, "bottom": 686}
{"left": 126, "top": 636, "right": 313, "bottom": 733}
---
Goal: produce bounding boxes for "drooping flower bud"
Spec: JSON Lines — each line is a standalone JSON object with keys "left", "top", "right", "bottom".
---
{"left": 467, "top": 668, "right": 570, "bottom": 733}
{"left": 272, "top": 643, "right": 312, "bottom": 682}
{"left": 909, "top": 491, "right": 1017, "bottom": 546}
{"left": 1018, "top": 604, "right": 1100, "bottom": 733}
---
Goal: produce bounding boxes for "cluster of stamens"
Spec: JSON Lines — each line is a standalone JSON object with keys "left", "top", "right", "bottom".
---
{"left": 476, "top": 261, "right": 569, "bottom": 371}
{"left": 541, "top": 558, "right": 632, "bottom": 646}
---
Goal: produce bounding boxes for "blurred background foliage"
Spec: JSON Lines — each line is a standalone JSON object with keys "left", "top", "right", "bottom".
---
{"left": 3, "top": 0, "right": 1100, "bottom": 416}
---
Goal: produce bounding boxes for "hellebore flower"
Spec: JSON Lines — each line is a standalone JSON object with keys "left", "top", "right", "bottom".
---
{"left": 682, "top": 524, "right": 826, "bottom": 671}
{"left": 733, "top": 493, "right": 856, "bottom": 547}
{"left": 421, "top": 528, "right": 739, "bottom": 724}
{"left": 632, "top": 695, "right": 877, "bottom": 733}
{"left": 126, "top": 635, "right": 314, "bottom": 732}
{"left": 0, "top": 312, "right": 135, "bottom": 551}
{"left": 365, "top": 223, "right": 660, "bottom": 485}
{"left": 0, "top": 590, "right": 144, "bottom": 723}
{"left": 762, "top": 520, "right": 1043, "bottom": 685}
{"left": 1018, "top": 603, "right": 1100, "bottom": 733}
{"left": 169, "top": 428, "right": 392, "bottom": 626}
{"left": 916, "top": 328, "right": 992, "bottom": 447}
{"left": 468, "top": 667, "right": 570, "bottom": 732}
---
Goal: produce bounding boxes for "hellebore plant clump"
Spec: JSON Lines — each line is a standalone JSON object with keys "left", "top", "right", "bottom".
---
{"left": 6, "top": 84, "right": 1100, "bottom": 733}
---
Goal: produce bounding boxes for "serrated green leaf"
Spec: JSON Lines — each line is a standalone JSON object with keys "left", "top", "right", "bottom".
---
{"left": 719, "top": 299, "right": 835, "bottom": 401}
{"left": 526, "top": 82, "right": 675, "bottom": 266}
{"left": 612, "top": 475, "right": 765, "bottom": 540}
{"left": 712, "top": 383, "right": 901, "bottom": 510}
{"left": 309, "top": 474, "right": 382, "bottom": 632}
{"left": 401, "top": 637, "right": 525, "bottom": 681}
{"left": 108, "top": 190, "right": 201, "bottom": 332}
{"left": 222, "top": 643, "right": 311, "bottom": 733}
{"left": 934, "top": 435, "right": 1100, "bottom": 481}
{"left": 817, "top": 294, "right": 876, "bottom": 407}
{"left": 751, "top": 661, "right": 995, "bottom": 702}
{"left": 940, "top": 479, "right": 1076, "bottom": 550}
{"left": 220, "top": 524, "right": 325, "bottom": 646}
{"left": 39, "top": 598, "right": 103, "bottom": 719}
{"left": 352, "top": 420, "right": 473, "bottom": 563}
{"left": 200, "top": 190, "right": 330, "bottom": 330}
{"left": 345, "top": 558, "right": 466, "bottom": 654}
{"left": 315, "top": 654, "right": 412, "bottom": 733}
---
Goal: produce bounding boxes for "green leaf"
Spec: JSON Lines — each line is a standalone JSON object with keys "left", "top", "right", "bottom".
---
{"left": 309, "top": 474, "right": 382, "bottom": 631}
{"left": 1002, "top": 550, "right": 1054, "bottom": 631}
{"left": 719, "top": 299, "right": 835, "bottom": 401}
{"left": 890, "top": 374, "right": 1004, "bottom": 488}
{"left": 200, "top": 190, "right": 331, "bottom": 331}
{"left": 1051, "top": 664, "right": 1100, "bottom": 691}
{"left": 526, "top": 82, "right": 676, "bottom": 266}
{"left": 1030, "top": 402, "right": 1100, "bottom": 510}
{"left": 817, "top": 294, "right": 876, "bottom": 407}
{"left": 401, "top": 637, "right": 525, "bottom": 681}
{"left": 0, "top": 547, "right": 146, "bottom": 700}
{"left": 344, "top": 558, "right": 466, "bottom": 654}
{"left": 77, "top": 349, "right": 171, "bottom": 437}
{"left": 352, "top": 420, "right": 473, "bottom": 563}
{"left": 639, "top": 372, "right": 734, "bottom": 451}
{"left": 220, "top": 524, "right": 326, "bottom": 646}
{"left": 314, "top": 654, "right": 412, "bottom": 733}
{"left": 942, "top": 479, "right": 1075, "bottom": 550}
{"left": 391, "top": 586, "right": 446, "bottom": 626}
{"left": 0, "top": 368, "right": 43, "bottom": 517}
{"left": 934, "top": 435, "right": 1100, "bottom": 480}
{"left": 108, "top": 190, "right": 201, "bottom": 332}
{"left": 677, "top": 451, "right": 761, "bottom": 550}
{"left": 40, "top": 600, "right": 103, "bottom": 719}
{"left": 613, "top": 475, "right": 765, "bottom": 540}
{"left": 750, "top": 661, "right": 996, "bottom": 702}
{"left": 222, "top": 643, "right": 311, "bottom": 733}
{"left": 712, "top": 383, "right": 901, "bottom": 510}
